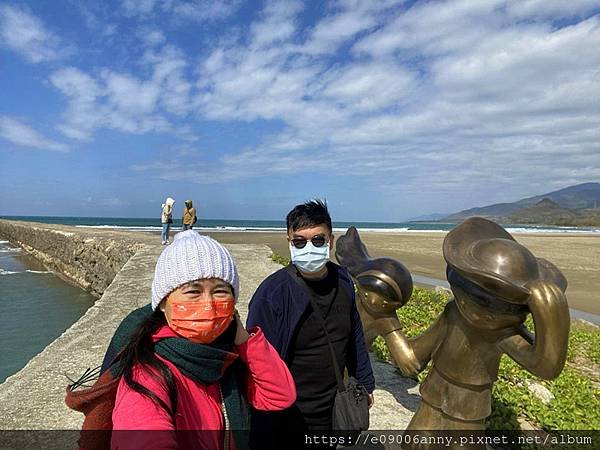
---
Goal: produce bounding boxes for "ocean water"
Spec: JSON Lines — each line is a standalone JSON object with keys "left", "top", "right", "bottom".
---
{"left": 2, "top": 215, "right": 599, "bottom": 234}
{"left": 0, "top": 240, "right": 95, "bottom": 383}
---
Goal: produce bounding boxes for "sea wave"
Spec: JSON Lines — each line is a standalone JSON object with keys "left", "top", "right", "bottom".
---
{"left": 335, "top": 227, "right": 449, "bottom": 233}
{"left": 0, "top": 247, "right": 21, "bottom": 253}
{"left": 506, "top": 227, "right": 600, "bottom": 234}
{"left": 75, "top": 225, "right": 163, "bottom": 231}
{"left": 71, "top": 224, "right": 600, "bottom": 234}
{"left": 0, "top": 268, "right": 52, "bottom": 275}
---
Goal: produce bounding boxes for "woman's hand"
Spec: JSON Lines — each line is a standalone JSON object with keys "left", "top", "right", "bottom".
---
{"left": 234, "top": 310, "right": 251, "bottom": 345}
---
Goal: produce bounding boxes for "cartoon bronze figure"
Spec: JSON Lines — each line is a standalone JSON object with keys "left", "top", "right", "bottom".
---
{"left": 335, "top": 226, "right": 420, "bottom": 376}
{"left": 337, "top": 218, "right": 570, "bottom": 448}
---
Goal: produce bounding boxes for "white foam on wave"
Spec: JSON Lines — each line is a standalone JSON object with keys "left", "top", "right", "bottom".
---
{"left": 0, "top": 268, "right": 52, "bottom": 275}
{"left": 75, "top": 225, "right": 162, "bottom": 231}
{"left": 332, "top": 227, "right": 449, "bottom": 233}
{"left": 197, "top": 226, "right": 288, "bottom": 232}
{"left": 71, "top": 224, "right": 600, "bottom": 234}
{"left": 0, "top": 247, "right": 21, "bottom": 253}
{"left": 506, "top": 227, "right": 600, "bottom": 234}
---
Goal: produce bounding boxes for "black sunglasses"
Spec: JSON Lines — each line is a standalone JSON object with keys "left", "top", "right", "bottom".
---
{"left": 290, "top": 235, "right": 328, "bottom": 249}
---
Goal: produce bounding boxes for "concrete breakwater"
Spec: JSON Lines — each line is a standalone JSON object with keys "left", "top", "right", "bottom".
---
{"left": 0, "top": 219, "right": 417, "bottom": 437}
{"left": 0, "top": 219, "right": 144, "bottom": 298}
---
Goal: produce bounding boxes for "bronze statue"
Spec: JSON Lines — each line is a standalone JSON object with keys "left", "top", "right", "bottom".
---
{"left": 335, "top": 226, "right": 419, "bottom": 375}
{"left": 336, "top": 218, "right": 570, "bottom": 449}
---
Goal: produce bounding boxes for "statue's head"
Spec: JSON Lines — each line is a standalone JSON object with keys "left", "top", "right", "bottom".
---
{"left": 355, "top": 258, "right": 413, "bottom": 314}
{"left": 444, "top": 217, "right": 567, "bottom": 329}
{"left": 336, "top": 226, "right": 413, "bottom": 315}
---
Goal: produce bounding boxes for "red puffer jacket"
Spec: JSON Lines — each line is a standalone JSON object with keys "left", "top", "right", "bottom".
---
{"left": 111, "top": 325, "right": 296, "bottom": 450}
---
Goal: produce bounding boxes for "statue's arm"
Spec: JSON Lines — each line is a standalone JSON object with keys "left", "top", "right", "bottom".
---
{"left": 380, "top": 309, "right": 447, "bottom": 378}
{"left": 499, "top": 280, "right": 570, "bottom": 380}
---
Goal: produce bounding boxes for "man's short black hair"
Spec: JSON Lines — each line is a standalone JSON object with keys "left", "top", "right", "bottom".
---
{"left": 286, "top": 199, "right": 332, "bottom": 233}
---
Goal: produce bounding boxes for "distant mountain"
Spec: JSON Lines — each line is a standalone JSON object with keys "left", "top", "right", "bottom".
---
{"left": 509, "top": 198, "right": 578, "bottom": 224}
{"left": 443, "top": 183, "right": 600, "bottom": 226}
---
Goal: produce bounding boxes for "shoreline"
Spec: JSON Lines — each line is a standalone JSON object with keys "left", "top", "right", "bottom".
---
{"left": 74, "top": 226, "right": 600, "bottom": 236}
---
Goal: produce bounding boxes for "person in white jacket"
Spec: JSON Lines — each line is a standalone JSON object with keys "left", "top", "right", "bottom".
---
{"left": 160, "top": 197, "right": 175, "bottom": 244}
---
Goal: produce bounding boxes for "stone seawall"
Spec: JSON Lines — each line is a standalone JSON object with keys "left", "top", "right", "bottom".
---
{"left": 0, "top": 219, "right": 144, "bottom": 297}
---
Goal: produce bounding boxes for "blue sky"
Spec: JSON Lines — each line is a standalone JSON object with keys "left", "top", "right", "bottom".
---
{"left": 1, "top": 0, "right": 599, "bottom": 221}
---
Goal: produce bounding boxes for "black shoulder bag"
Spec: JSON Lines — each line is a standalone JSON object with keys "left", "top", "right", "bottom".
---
{"left": 285, "top": 265, "right": 370, "bottom": 432}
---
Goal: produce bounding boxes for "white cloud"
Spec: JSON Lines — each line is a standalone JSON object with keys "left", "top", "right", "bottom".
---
{"left": 321, "top": 63, "right": 415, "bottom": 111}
{"left": 250, "top": 0, "right": 303, "bottom": 49}
{"left": 138, "top": 28, "right": 166, "bottom": 47}
{"left": 506, "top": 0, "right": 600, "bottom": 19}
{"left": 121, "top": 0, "right": 242, "bottom": 22}
{"left": 50, "top": 67, "right": 105, "bottom": 140}
{"left": 49, "top": 44, "right": 196, "bottom": 140}
{"left": 0, "top": 4, "right": 65, "bottom": 63}
{"left": 301, "top": 0, "right": 402, "bottom": 55}
{"left": 0, "top": 116, "right": 68, "bottom": 152}
{"left": 104, "top": 72, "right": 160, "bottom": 114}
{"left": 121, "top": 0, "right": 160, "bottom": 17}
{"left": 171, "top": 0, "right": 242, "bottom": 22}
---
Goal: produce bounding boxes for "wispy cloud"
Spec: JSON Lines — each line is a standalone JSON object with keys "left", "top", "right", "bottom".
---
{"left": 0, "top": 4, "right": 67, "bottom": 63}
{"left": 0, "top": 116, "right": 69, "bottom": 152}
{"left": 121, "top": 0, "right": 242, "bottom": 22}
{"left": 49, "top": 44, "right": 195, "bottom": 140}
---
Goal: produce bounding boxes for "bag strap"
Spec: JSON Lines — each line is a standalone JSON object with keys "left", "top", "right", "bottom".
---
{"left": 285, "top": 264, "right": 346, "bottom": 393}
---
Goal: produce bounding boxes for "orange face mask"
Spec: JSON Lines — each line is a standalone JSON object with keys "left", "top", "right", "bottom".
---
{"left": 167, "top": 298, "right": 235, "bottom": 344}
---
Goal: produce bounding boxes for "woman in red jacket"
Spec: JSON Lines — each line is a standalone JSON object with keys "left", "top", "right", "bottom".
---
{"left": 111, "top": 231, "right": 296, "bottom": 450}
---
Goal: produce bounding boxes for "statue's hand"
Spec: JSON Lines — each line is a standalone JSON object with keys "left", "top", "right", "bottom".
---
{"left": 501, "top": 279, "right": 569, "bottom": 380}
{"left": 335, "top": 226, "right": 370, "bottom": 272}
{"left": 386, "top": 328, "right": 422, "bottom": 378}
{"left": 526, "top": 279, "right": 568, "bottom": 316}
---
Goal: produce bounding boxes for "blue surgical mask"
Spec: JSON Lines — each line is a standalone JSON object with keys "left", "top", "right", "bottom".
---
{"left": 290, "top": 242, "right": 330, "bottom": 273}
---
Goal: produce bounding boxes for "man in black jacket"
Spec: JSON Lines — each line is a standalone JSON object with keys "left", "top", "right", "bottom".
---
{"left": 247, "top": 199, "right": 374, "bottom": 449}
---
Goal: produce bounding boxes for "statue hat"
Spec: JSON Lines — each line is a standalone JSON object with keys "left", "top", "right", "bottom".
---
{"left": 443, "top": 217, "right": 567, "bottom": 304}
{"left": 336, "top": 226, "right": 413, "bottom": 305}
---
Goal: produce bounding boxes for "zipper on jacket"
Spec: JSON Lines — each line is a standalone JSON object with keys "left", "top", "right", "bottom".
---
{"left": 219, "top": 384, "right": 230, "bottom": 450}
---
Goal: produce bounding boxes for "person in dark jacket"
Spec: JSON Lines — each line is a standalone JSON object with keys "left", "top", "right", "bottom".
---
{"left": 247, "top": 199, "right": 375, "bottom": 449}
{"left": 182, "top": 199, "right": 197, "bottom": 230}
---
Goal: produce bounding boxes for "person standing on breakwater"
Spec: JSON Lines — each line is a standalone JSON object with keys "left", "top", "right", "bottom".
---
{"left": 110, "top": 231, "right": 296, "bottom": 450}
{"left": 182, "top": 199, "right": 197, "bottom": 230}
{"left": 160, "top": 197, "right": 175, "bottom": 245}
{"left": 247, "top": 199, "right": 375, "bottom": 449}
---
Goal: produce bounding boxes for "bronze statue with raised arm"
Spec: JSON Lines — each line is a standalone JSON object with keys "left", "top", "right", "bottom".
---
{"left": 335, "top": 226, "right": 420, "bottom": 375}
{"left": 336, "top": 218, "right": 570, "bottom": 449}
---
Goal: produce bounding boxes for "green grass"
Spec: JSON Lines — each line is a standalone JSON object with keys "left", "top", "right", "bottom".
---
{"left": 270, "top": 252, "right": 290, "bottom": 266}
{"left": 372, "top": 287, "right": 600, "bottom": 433}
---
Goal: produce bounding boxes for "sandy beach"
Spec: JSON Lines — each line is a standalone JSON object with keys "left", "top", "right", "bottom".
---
{"left": 205, "top": 230, "right": 600, "bottom": 316}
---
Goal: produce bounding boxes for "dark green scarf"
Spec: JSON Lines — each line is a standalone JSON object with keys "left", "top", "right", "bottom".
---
{"left": 103, "top": 304, "right": 250, "bottom": 449}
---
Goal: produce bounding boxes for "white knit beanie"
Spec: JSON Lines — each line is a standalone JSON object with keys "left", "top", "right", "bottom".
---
{"left": 151, "top": 230, "right": 239, "bottom": 310}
